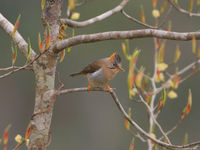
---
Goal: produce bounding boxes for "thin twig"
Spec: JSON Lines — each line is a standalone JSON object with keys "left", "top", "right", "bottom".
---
{"left": 121, "top": 10, "right": 157, "bottom": 29}
{"left": 155, "top": 59, "right": 200, "bottom": 95}
{"left": 178, "top": 67, "right": 198, "bottom": 84}
{"left": 0, "top": 66, "right": 32, "bottom": 71}
{"left": 13, "top": 140, "right": 25, "bottom": 150}
{"left": 129, "top": 128, "right": 146, "bottom": 143}
{"left": 75, "top": 0, "right": 89, "bottom": 7}
{"left": 159, "top": 119, "right": 182, "bottom": 141}
{"left": 0, "top": 66, "right": 14, "bottom": 71}
{"left": 158, "top": 5, "right": 172, "bottom": 28}
{"left": 0, "top": 50, "right": 47, "bottom": 79}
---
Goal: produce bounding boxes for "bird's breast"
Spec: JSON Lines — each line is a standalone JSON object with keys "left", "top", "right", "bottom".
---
{"left": 87, "top": 68, "right": 108, "bottom": 86}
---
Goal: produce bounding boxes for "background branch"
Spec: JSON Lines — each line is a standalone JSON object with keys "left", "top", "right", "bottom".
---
{"left": 168, "top": 0, "right": 200, "bottom": 17}
{"left": 58, "top": 87, "right": 200, "bottom": 150}
{"left": 155, "top": 59, "right": 200, "bottom": 95}
{"left": 121, "top": 10, "right": 157, "bottom": 29}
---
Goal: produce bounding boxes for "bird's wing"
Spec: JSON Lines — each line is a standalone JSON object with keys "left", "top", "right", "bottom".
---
{"left": 80, "top": 59, "right": 105, "bottom": 74}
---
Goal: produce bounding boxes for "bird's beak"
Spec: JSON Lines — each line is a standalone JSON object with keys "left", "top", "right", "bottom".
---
{"left": 116, "top": 65, "right": 125, "bottom": 72}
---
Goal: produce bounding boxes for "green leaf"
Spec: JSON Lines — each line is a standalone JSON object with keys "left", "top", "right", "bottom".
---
{"left": 192, "top": 36, "right": 196, "bottom": 54}
{"left": 27, "top": 37, "right": 31, "bottom": 60}
{"left": 41, "top": 0, "right": 46, "bottom": 10}
{"left": 174, "top": 45, "right": 181, "bottom": 63}
{"left": 183, "top": 133, "right": 188, "bottom": 145}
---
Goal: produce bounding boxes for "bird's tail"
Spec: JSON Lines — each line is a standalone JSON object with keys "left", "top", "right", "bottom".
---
{"left": 70, "top": 72, "right": 83, "bottom": 77}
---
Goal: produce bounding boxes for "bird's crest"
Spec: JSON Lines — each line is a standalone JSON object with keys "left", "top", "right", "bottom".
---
{"left": 109, "top": 52, "right": 116, "bottom": 62}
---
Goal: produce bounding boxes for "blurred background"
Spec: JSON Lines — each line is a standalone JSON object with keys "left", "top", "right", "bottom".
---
{"left": 0, "top": 0, "right": 200, "bottom": 149}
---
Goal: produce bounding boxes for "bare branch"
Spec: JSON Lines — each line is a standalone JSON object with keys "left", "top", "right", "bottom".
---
{"left": 13, "top": 140, "right": 25, "bottom": 150}
{"left": 75, "top": 0, "right": 89, "bottom": 7}
{"left": 159, "top": 119, "right": 182, "bottom": 141}
{"left": 54, "top": 29, "right": 200, "bottom": 53}
{"left": 0, "top": 66, "right": 32, "bottom": 71}
{"left": 0, "top": 51, "right": 47, "bottom": 79}
{"left": 168, "top": 0, "right": 200, "bottom": 17}
{"left": 61, "top": 0, "right": 129, "bottom": 28}
{"left": 129, "top": 129, "right": 147, "bottom": 143}
{"left": 0, "top": 13, "right": 37, "bottom": 61}
{"left": 58, "top": 87, "right": 200, "bottom": 150}
{"left": 121, "top": 10, "right": 157, "bottom": 29}
{"left": 155, "top": 59, "right": 200, "bottom": 95}
{"left": 158, "top": 5, "right": 172, "bottom": 28}
{"left": 137, "top": 92, "right": 171, "bottom": 144}
{"left": 147, "top": 37, "right": 159, "bottom": 150}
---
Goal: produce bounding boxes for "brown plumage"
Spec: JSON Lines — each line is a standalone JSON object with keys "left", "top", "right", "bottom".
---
{"left": 70, "top": 59, "right": 103, "bottom": 77}
{"left": 70, "top": 53, "right": 124, "bottom": 91}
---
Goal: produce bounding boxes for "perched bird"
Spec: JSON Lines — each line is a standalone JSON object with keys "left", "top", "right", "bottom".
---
{"left": 70, "top": 53, "right": 124, "bottom": 91}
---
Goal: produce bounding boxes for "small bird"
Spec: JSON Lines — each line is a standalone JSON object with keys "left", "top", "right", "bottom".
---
{"left": 70, "top": 53, "right": 124, "bottom": 91}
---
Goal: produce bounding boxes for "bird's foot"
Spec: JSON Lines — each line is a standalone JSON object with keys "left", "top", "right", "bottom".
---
{"left": 88, "top": 84, "right": 91, "bottom": 91}
{"left": 105, "top": 84, "right": 111, "bottom": 92}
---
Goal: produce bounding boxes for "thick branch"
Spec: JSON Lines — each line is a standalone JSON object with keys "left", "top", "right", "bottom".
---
{"left": 58, "top": 87, "right": 200, "bottom": 150}
{"left": 61, "top": 0, "right": 129, "bottom": 28}
{"left": 0, "top": 13, "right": 36, "bottom": 61}
{"left": 54, "top": 29, "right": 200, "bottom": 53}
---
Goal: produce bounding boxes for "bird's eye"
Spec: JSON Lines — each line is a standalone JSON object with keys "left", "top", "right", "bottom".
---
{"left": 111, "top": 63, "right": 118, "bottom": 68}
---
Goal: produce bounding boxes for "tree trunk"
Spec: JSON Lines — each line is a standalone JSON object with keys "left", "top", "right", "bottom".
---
{"left": 28, "top": 0, "right": 63, "bottom": 149}
{"left": 28, "top": 53, "right": 57, "bottom": 150}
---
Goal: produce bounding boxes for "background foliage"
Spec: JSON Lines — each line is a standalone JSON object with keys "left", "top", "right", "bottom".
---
{"left": 0, "top": 0, "right": 200, "bottom": 149}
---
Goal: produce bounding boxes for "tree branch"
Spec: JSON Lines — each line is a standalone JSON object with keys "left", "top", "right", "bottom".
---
{"left": 61, "top": 0, "right": 129, "bottom": 28}
{"left": 0, "top": 13, "right": 37, "bottom": 61}
{"left": 121, "top": 10, "right": 157, "bottom": 29}
{"left": 54, "top": 29, "right": 200, "bottom": 53}
{"left": 0, "top": 66, "right": 32, "bottom": 71}
{"left": 137, "top": 92, "right": 171, "bottom": 144}
{"left": 155, "top": 59, "right": 200, "bottom": 95}
{"left": 157, "top": 4, "right": 172, "bottom": 28}
{"left": 75, "top": 0, "right": 89, "bottom": 7}
{"left": 58, "top": 87, "right": 200, "bottom": 150}
{"left": 168, "top": 0, "right": 200, "bottom": 17}
{"left": 0, "top": 50, "right": 47, "bottom": 79}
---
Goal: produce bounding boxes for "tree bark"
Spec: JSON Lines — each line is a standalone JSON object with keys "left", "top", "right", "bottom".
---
{"left": 28, "top": 0, "right": 63, "bottom": 149}
{"left": 29, "top": 53, "right": 57, "bottom": 150}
